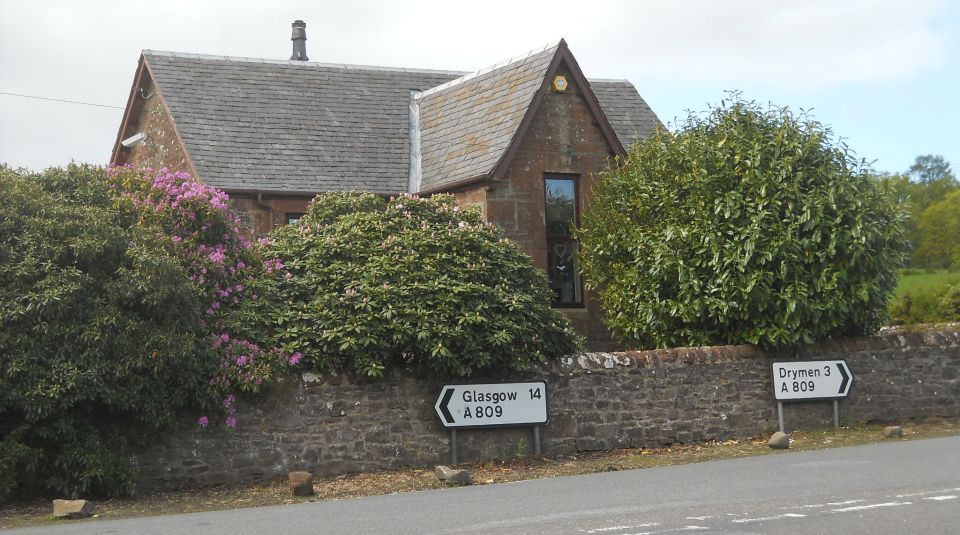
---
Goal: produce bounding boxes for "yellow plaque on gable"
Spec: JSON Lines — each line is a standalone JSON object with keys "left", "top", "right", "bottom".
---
{"left": 552, "top": 75, "right": 569, "bottom": 92}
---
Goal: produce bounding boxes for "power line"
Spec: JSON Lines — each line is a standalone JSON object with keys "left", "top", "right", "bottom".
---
{"left": 0, "top": 91, "right": 124, "bottom": 110}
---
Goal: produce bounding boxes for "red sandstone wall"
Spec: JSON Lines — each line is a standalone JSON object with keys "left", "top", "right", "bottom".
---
{"left": 485, "top": 64, "right": 617, "bottom": 347}
{"left": 229, "top": 195, "right": 313, "bottom": 237}
{"left": 452, "top": 186, "right": 487, "bottom": 220}
{"left": 113, "top": 72, "right": 190, "bottom": 172}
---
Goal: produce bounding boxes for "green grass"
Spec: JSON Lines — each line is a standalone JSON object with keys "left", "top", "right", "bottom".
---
{"left": 889, "top": 269, "right": 960, "bottom": 325}
{"left": 895, "top": 269, "right": 960, "bottom": 297}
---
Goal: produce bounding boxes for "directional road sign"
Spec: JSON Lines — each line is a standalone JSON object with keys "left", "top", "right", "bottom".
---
{"left": 435, "top": 382, "right": 548, "bottom": 429}
{"left": 772, "top": 360, "right": 853, "bottom": 401}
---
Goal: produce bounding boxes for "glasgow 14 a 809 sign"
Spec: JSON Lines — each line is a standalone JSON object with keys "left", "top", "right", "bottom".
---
{"left": 434, "top": 382, "right": 548, "bottom": 428}
{"left": 771, "top": 360, "right": 853, "bottom": 401}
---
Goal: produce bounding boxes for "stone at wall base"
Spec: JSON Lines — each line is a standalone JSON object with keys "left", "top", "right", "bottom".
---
{"left": 883, "top": 425, "right": 904, "bottom": 438}
{"left": 288, "top": 471, "right": 315, "bottom": 496}
{"left": 768, "top": 432, "right": 790, "bottom": 449}
{"left": 434, "top": 465, "right": 472, "bottom": 486}
{"left": 52, "top": 499, "right": 94, "bottom": 519}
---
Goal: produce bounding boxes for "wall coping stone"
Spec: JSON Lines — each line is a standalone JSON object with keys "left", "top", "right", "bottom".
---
{"left": 583, "top": 327, "right": 960, "bottom": 371}
{"left": 298, "top": 326, "right": 960, "bottom": 382}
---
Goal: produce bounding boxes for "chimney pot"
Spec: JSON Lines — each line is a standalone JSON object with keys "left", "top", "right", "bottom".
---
{"left": 291, "top": 20, "right": 308, "bottom": 61}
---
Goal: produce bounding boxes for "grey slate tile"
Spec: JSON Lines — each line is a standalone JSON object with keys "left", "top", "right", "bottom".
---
{"left": 142, "top": 48, "right": 660, "bottom": 196}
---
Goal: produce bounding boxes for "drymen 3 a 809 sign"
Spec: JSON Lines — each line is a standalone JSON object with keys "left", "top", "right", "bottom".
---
{"left": 771, "top": 360, "right": 853, "bottom": 401}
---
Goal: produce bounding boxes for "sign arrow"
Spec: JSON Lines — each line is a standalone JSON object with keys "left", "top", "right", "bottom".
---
{"left": 837, "top": 362, "right": 850, "bottom": 395}
{"left": 438, "top": 387, "right": 455, "bottom": 424}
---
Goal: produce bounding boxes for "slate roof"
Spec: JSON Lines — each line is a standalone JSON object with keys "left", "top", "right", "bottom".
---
{"left": 139, "top": 45, "right": 660, "bottom": 195}
{"left": 590, "top": 79, "right": 661, "bottom": 150}
{"left": 143, "top": 51, "right": 461, "bottom": 195}
{"left": 416, "top": 43, "right": 558, "bottom": 192}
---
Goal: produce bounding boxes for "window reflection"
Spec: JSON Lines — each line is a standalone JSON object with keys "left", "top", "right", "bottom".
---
{"left": 545, "top": 177, "right": 582, "bottom": 306}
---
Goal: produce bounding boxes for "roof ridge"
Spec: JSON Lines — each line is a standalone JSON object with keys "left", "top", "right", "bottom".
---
{"left": 142, "top": 49, "right": 469, "bottom": 76}
{"left": 414, "top": 39, "right": 562, "bottom": 100}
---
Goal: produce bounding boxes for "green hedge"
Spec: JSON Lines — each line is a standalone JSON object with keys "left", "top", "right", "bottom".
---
{"left": 233, "top": 192, "right": 581, "bottom": 377}
{"left": 0, "top": 165, "right": 215, "bottom": 500}
{"left": 577, "top": 96, "right": 908, "bottom": 349}
{"left": 0, "top": 165, "right": 289, "bottom": 502}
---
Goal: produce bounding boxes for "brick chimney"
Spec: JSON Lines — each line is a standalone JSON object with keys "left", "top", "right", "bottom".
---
{"left": 290, "top": 20, "right": 308, "bottom": 61}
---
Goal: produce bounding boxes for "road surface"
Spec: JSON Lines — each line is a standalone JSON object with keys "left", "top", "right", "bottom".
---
{"left": 9, "top": 436, "right": 960, "bottom": 534}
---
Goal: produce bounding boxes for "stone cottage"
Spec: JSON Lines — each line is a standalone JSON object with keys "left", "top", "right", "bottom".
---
{"left": 111, "top": 21, "right": 661, "bottom": 343}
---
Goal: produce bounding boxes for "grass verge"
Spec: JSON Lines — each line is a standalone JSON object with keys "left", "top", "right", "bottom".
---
{"left": 895, "top": 269, "right": 960, "bottom": 296}
{"left": 2, "top": 418, "right": 958, "bottom": 530}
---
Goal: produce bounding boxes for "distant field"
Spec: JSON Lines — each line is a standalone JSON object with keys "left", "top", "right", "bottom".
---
{"left": 895, "top": 269, "right": 960, "bottom": 297}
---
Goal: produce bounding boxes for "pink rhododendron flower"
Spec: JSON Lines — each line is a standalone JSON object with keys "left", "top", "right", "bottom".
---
{"left": 288, "top": 352, "right": 302, "bottom": 366}
{"left": 111, "top": 167, "right": 292, "bottom": 430}
{"left": 263, "top": 258, "right": 285, "bottom": 273}
{"left": 207, "top": 250, "right": 226, "bottom": 264}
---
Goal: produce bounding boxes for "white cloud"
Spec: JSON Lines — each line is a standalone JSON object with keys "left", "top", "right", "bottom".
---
{"left": 0, "top": 0, "right": 954, "bottom": 169}
{"left": 579, "top": 0, "right": 949, "bottom": 88}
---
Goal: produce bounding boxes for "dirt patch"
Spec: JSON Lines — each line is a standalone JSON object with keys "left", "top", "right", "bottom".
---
{"left": 2, "top": 418, "right": 958, "bottom": 530}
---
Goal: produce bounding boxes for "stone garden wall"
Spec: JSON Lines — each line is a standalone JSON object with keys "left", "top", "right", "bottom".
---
{"left": 132, "top": 327, "right": 960, "bottom": 490}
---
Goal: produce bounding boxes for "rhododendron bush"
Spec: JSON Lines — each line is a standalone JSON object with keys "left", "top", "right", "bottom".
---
{"left": 234, "top": 192, "right": 581, "bottom": 378}
{"left": 0, "top": 164, "right": 295, "bottom": 501}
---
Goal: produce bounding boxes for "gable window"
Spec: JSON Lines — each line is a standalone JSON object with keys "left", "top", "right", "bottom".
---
{"left": 544, "top": 176, "right": 582, "bottom": 307}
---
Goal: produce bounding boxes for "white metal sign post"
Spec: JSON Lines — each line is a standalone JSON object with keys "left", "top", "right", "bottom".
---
{"left": 771, "top": 360, "right": 853, "bottom": 433}
{"left": 435, "top": 381, "right": 548, "bottom": 463}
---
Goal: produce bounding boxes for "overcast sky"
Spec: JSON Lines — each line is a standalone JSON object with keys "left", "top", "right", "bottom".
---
{"left": 1, "top": 0, "right": 957, "bottom": 175}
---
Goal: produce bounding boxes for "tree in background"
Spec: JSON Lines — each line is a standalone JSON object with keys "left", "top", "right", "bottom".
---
{"left": 880, "top": 155, "right": 958, "bottom": 267}
{"left": 913, "top": 191, "right": 960, "bottom": 269}
{"left": 577, "top": 96, "right": 908, "bottom": 350}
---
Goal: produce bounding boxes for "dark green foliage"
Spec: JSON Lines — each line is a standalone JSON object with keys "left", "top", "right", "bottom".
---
{"left": 236, "top": 192, "right": 580, "bottom": 377}
{"left": 0, "top": 165, "right": 217, "bottom": 502}
{"left": 577, "top": 96, "right": 908, "bottom": 350}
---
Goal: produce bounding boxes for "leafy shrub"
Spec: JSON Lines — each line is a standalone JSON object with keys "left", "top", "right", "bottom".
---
{"left": 577, "top": 96, "right": 908, "bottom": 349}
{"left": 889, "top": 283, "right": 960, "bottom": 325}
{"left": 0, "top": 165, "right": 293, "bottom": 502}
{"left": 888, "top": 290, "right": 945, "bottom": 325}
{"left": 235, "top": 192, "right": 580, "bottom": 377}
{"left": 888, "top": 269, "right": 960, "bottom": 325}
{"left": 939, "top": 284, "right": 960, "bottom": 321}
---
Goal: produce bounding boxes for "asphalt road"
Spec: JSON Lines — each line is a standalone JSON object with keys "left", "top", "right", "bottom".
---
{"left": 11, "top": 436, "right": 960, "bottom": 534}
